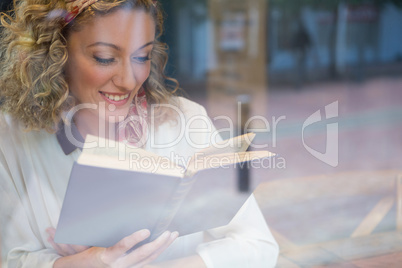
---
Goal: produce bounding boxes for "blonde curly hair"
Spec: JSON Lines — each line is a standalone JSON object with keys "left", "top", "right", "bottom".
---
{"left": 0, "top": 0, "right": 178, "bottom": 132}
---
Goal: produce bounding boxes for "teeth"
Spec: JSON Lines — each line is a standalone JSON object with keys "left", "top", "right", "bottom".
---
{"left": 102, "top": 92, "right": 129, "bottom": 101}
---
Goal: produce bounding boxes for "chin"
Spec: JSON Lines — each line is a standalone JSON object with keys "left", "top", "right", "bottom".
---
{"left": 102, "top": 110, "right": 130, "bottom": 124}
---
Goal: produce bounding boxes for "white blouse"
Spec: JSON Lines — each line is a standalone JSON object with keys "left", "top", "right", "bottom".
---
{"left": 0, "top": 97, "right": 278, "bottom": 268}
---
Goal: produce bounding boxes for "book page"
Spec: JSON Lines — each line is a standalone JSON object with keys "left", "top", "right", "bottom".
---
{"left": 186, "top": 132, "right": 256, "bottom": 169}
{"left": 185, "top": 150, "right": 275, "bottom": 176}
{"left": 77, "top": 135, "right": 185, "bottom": 177}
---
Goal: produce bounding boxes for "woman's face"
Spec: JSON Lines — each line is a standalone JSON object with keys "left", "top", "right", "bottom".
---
{"left": 65, "top": 8, "right": 155, "bottom": 127}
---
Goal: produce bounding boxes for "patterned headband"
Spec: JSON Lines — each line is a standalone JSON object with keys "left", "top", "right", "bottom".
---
{"left": 65, "top": 0, "right": 98, "bottom": 24}
{"left": 65, "top": 0, "right": 157, "bottom": 24}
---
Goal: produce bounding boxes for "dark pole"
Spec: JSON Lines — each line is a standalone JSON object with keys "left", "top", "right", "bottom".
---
{"left": 237, "top": 95, "right": 250, "bottom": 192}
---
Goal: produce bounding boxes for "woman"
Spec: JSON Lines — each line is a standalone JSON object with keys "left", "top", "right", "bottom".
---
{"left": 0, "top": 0, "right": 279, "bottom": 267}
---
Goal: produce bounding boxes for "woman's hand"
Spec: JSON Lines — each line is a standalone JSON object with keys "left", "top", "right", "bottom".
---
{"left": 51, "top": 229, "right": 178, "bottom": 268}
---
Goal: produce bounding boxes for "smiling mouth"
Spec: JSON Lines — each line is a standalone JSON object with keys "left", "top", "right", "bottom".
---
{"left": 99, "top": 91, "right": 130, "bottom": 102}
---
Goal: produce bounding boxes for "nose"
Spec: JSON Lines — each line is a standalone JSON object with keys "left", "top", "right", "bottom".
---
{"left": 112, "top": 61, "right": 137, "bottom": 91}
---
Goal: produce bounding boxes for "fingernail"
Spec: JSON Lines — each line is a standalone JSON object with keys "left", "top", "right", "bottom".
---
{"left": 171, "top": 231, "right": 179, "bottom": 239}
{"left": 170, "top": 231, "right": 179, "bottom": 239}
{"left": 139, "top": 229, "right": 150, "bottom": 238}
{"left": 161, "top": 231, "right": 170, "bottom": 239}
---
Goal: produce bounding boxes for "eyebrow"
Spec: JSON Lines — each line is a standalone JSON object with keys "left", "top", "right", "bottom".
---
{"left": 87, "top": 41, "right": 155, "bottom": 51}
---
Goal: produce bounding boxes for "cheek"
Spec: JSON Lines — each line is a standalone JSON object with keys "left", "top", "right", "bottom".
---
{"left": 67, "top": 57, "right": 113, "bottom": 97}
{"left": 81, "top": 67, "right": 112, "bottom": 90}
{"left": 135, "top": 64, "right": 152, "bottom": 85}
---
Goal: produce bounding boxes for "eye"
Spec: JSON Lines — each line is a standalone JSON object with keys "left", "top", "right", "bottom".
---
{"left": 94, "top": 56, "right": 115, "bottom": 65}
{"left": 133, "top": 55, "right": 152, "bottom": 64}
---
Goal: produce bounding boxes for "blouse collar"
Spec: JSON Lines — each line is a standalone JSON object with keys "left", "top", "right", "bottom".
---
{"left": 56, "top": 120, "right": 84, "bottom": 155}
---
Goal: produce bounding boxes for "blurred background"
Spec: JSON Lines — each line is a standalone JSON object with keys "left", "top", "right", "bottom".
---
{"left": 1, "top": 0, "right": 401, "bottom": 266}
{"left": 160, "top": 0, "right": 402, "bottom": 265}
{"left": 158, "top": 0, "right": 402, "bottom": 178}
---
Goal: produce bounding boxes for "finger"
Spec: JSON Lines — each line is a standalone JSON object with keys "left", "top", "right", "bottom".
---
{"left": 135, "top": 231, "right": 179, "bottom": 267}
{"left": 70, "top": 244, "right": 90, "bottom": 253}
{"left": 47, "top": 232, "right": 75, "bottom": 256}
{"left": 47, "top": 237, "right": 76, "bottom": 256}
{"left": 47, "top": 236, "right": 64, "bottom": 255}
{"left": 123, "top": 231, "right": 174, "bottom": 265}
{"left": 46, "top": 227, "right": 56, "bottom": 233}
{"left": 105, "top": 229, "right": 150, "bottom": 259}
{"left": 52, "top": 241, "right": 76, "bottom": 256}
{"left": 46, "top": 228, "right": 56, "bottom": 240}
{"left": 58, "top": 243, "right": 77, "bottom": 256}
{"left": 149, "top": 231, "right": 178, "bottom": 258}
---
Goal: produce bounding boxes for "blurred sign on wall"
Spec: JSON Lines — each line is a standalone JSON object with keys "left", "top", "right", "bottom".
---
{"left": 219, "top": 12, "right": 246, "bottom": 51}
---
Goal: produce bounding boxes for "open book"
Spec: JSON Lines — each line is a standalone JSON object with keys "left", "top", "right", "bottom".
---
{"left": 55, "top": 133, "right": 275, "bottom": 247}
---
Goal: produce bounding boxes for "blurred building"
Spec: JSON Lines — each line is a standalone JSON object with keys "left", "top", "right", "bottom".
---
{"left": 268, "top": 2, "right": 402, "bottom": 83}
{"left": 162, "top": 1, "right": 402, "bottom": 87}
{"left": 163, "top": 0, "right": 268, "bottom": 130}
